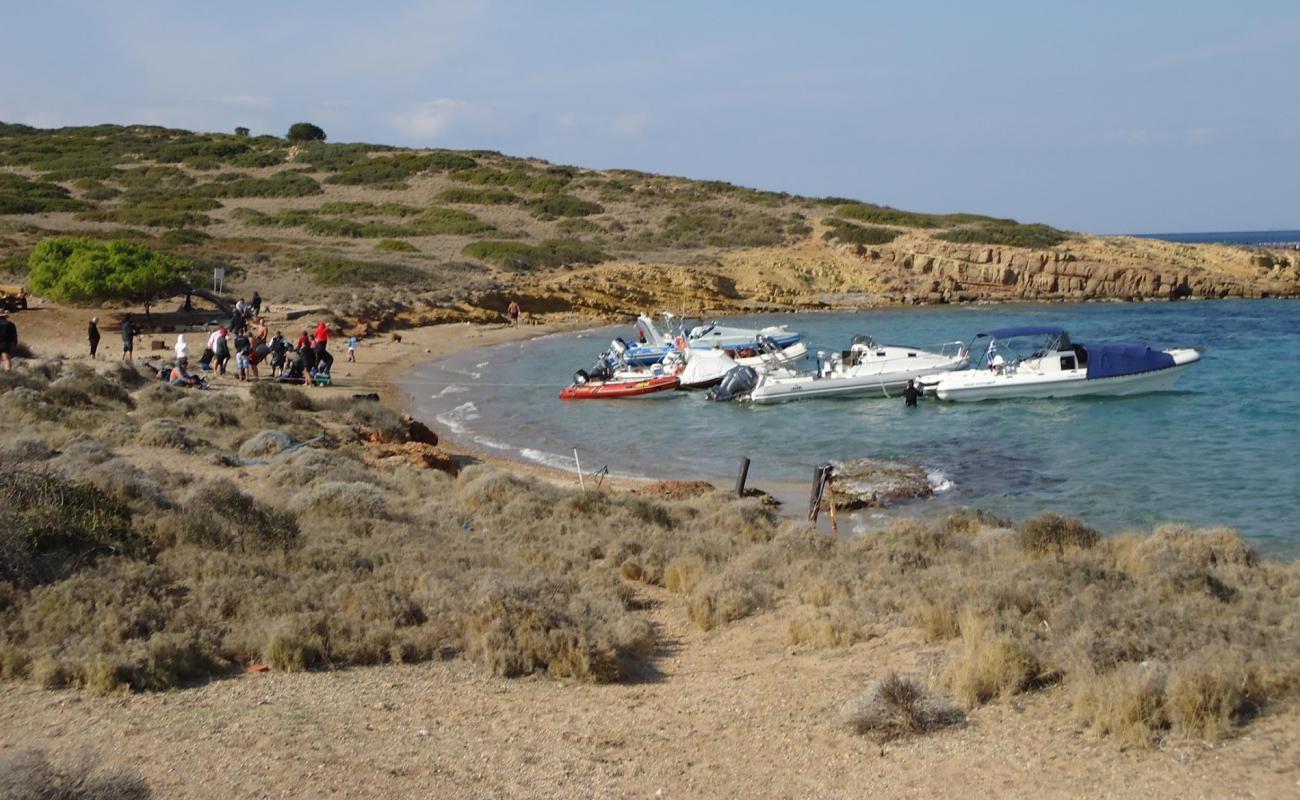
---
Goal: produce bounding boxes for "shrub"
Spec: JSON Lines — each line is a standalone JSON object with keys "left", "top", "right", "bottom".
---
{"left": 286, "top": 122, "right": 326, "bottom": 143}
{"left": 177, "top": 477, "right": 299, "bottom": 552}
{"left": 1165, "top": 649, "right": 1262, "bottom": 739}
{"left": 840, "top": 673, "right": 963, "bottom": 741}
{"left": 0, "top": 748, "right": 152, "bottom": 800}
{"left": 195, "top": 171, "right": 321, "bottom": 198}
{"left": 1017, "top": 512, "right": 1100, "bottom": 555}
{"left": 318, "top": 201, "right": 420, "bottom": 217}
{"left": 0, "top": 470, "right": 140, "bottom": 587}
{"left": 375, "top": 239, "right": 417, "bottom": 253}
{"left": 836, "top": 203, "right": 943, "bottom": 228}
{"left": 427, "top": 150, "right": 478, "bottom": 171}
{"left": 450, "top": 166, "right": 569, "bottom": 194}
{"left": 0, "top": 173, "right": 91, "bottom": 214}
{"left": 942, "top": 611, "right": 1041, "bottom": 707}
{"left": 647, "top": 207, "right": 789, "bottom": 248}
{"left": 528, "top": 194, "right": 603, "bottom": 218}
{"left": 934, "top": 223, "right": 1071, "bottom": 248}
{"left": 437, "top": 187, "right": 520, "bottom": 205}
{"left": 822, "top": 218, "right": 900, "bottom": 246}
{"left": 238, "top": 429, "right": 297, "bottom": 458}
{"left": 290, "top": 253, "right": 429, "bottom": 287}
{"left": 462, "top": 239, "right": 608, "bottom": 270}
{"left": 26, "top": 238, "right": 190, "bottom": 303}
{"left": 135, "top": 418, "right": 200, "bottom": 450}
{"left": 322, "top": 153, "right": 435, "bottom": 188}
{"left": 293, "top": 480, "right": 388, "bottom": 517}
{"left": 1072, "top": 663, "right": 1169, "bottom": 745}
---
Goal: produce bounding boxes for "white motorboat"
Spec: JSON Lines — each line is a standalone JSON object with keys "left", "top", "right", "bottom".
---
{"left": 600, "top": 335, "right": 804, "bottom": 391}
{"left": 918, "top": 326, "right": 1200, "bottom": 402}
{"left": 745, "top": 336, "right": 969, "bottom": 404}
{"left": 624, "top": 313, "right": 803, "bottom": 366}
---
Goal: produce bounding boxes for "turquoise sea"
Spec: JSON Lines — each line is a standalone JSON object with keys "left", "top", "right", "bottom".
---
{"left": 405, "top": 300, "right": 1300, "bottom": 554}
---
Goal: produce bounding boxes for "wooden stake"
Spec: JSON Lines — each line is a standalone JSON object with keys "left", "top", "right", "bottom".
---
{"left": 573, "top": 448, "right": 585, "bottom": 491}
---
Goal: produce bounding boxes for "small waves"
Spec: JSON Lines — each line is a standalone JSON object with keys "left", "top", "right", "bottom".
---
{"left": 927, "top": 469, "right": 954, "bottom": 493}
{"left": 520, "top": 448, "right": 576, "bottom": 469}
{"left": 435, "top": 401, "right": 480, "bottom": 435}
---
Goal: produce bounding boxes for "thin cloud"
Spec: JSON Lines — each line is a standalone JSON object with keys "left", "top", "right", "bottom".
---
{"left": 611, "top": 112, "right": 650, "bottom": 136}
{"left": 215, "top": 94, "right": 273, "bottom": 110}
{"left": 388, "top": 99, "right": 473, "bottom": 140}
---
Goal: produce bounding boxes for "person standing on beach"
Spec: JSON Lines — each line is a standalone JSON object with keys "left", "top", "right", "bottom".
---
{"left": 121, "top": 315, "right": 138, "bottom": 361}
{"left": 250, "top": 291, "right": 262, "bottom": 317}
{"left": 88, "top": 317, "right": 100, "bottom": 359}
{"left": 0, "top": 312, "right": 16, "bottom": 372}
{"left": 347, "top": 335, "right": 358, "bottom": 362}
{"left": 507, "top": 300, "right": 521, "bottom": 327}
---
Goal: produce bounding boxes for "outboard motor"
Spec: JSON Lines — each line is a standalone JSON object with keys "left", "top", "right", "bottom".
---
{"left": 706, "top": 365, "right": 759, "bottom": 402}
{"left": 609, "top": 337, "right": 629, "bottom": 357}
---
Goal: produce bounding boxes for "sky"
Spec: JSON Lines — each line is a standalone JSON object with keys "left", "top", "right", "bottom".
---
{"left": 2, "top": 0, "right": 1298, "bottom": 234}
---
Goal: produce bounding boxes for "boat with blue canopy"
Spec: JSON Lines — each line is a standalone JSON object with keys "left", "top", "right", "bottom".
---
{"left": 917, "top": 325, "right": 1200, "bottom": 401}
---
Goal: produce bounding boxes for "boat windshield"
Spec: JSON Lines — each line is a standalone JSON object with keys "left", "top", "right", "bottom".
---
{"left": 979, "top": 331, "right": 1071, "bottom": 368}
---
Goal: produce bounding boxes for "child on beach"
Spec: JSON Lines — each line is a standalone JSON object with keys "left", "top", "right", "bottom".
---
{"left": 347, "top": 335, "right": 358, "bottom": 362}
{"left": 234, "top": 330, "right": 252, "bottom": 381}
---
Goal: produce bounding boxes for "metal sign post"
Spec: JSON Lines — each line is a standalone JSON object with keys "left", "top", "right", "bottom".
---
{"left": 213, "top": 267, "right": 225, "bottom": 294}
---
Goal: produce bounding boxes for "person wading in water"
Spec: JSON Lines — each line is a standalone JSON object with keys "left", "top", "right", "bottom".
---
{"left": 903, "top": 379, "right": 923, "bottom": 408}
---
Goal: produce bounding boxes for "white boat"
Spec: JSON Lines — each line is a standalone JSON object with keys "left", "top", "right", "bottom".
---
{"left": 746, "top": 336, "right": 969, "bottom": 404}
{"left": 605, "top": 335, "right": 805, "bottom": 390}
{"left": 624, "top": 313, "right": 803, "bottom": 366}
{"left": 919, "top": 326, "right": 1200, "bottom": 402}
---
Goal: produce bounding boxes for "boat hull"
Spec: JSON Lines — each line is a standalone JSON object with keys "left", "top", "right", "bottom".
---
{"left": 933, "top": 356, "right": 1197, "bottom": 402}
{"left": 559, "top": 375, "right": 681, "bottom": 399}
{"left": 749, "top": 360, "right": 964, "bottom": 404}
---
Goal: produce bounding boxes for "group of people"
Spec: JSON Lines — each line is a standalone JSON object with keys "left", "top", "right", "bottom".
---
{"left": 185, "top": 319, "right": 351, "bottom": 386}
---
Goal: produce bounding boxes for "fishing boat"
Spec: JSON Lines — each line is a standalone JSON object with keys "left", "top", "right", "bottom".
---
{"left": 745, "top": 336, "right": 969, "bottom": 404}
{"left": 918, "top": 326, "right": 1200, "bottom": 401}
{"left": 622, "top": 313, "right": 804, "bottom": 366}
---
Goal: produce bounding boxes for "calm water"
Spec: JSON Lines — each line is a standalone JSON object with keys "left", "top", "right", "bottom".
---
{"left": 405, "top": 300, "right": 1300, "bottom": 554}
{"left": 1132, "top": 229, "right": 1300, "bottom": 247}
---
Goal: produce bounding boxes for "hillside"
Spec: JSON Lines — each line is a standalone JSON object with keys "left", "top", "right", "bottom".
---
{"left": 1, "top": 122, "right": 1297, "bottom": 327}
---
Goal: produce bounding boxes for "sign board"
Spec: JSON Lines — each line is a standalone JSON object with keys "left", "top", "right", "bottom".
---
{"left": 213, "top": 267, "right": 225, "bottom": 293}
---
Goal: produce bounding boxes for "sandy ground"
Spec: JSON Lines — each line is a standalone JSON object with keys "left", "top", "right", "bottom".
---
{"left": 1, "top": 589, "right": 1296, "bottom": 799}
{"left": 4, "top": 302, "right": 1299, "bottom": 798}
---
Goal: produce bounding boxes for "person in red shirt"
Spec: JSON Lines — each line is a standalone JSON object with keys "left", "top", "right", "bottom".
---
{"left": 313, "top": 321, "right": 333, "bottom": 376}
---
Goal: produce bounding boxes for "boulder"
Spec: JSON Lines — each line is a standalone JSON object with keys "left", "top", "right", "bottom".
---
{"left": 829, "top": 458, "right": 933, "bottom": 509}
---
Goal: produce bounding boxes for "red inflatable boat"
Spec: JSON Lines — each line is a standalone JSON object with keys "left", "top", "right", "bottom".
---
{"left": 559, "top": 374, "right": 680, "bottom": 399}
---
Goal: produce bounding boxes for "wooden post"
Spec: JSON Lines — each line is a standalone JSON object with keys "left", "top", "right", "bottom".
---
{"left": 735, "top": 456, "right": 751, "bottom": 497}
{"left": 808, "top": 463, "right": 832, "bottom": 522}
{"left": 573, "top": 448, "right": 585, "bottom": 491}
{"left": 827, "top": 483, "right": 838, "bottom": 533}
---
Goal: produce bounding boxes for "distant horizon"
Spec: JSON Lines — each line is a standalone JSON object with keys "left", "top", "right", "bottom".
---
{"left": 3, "top": 1, "right": 1297, "bottom": 234}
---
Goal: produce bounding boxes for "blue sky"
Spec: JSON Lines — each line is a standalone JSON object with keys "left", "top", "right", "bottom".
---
{"left": 3, "top": 0, "right": 1298, "bottom": 233}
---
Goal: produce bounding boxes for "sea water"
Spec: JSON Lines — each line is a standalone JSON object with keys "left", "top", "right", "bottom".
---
{"left": 404, "top": 299, "right": 1300, "bottom": 554}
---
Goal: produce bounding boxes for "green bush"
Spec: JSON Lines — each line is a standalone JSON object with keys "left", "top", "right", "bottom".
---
{"left": 376, "top": 239, "right": 418, "bottom": 253}
{"left": 451, "top": 166, "right": 570, "bottom": 194}
{"left": 0, "top": 174, "right": 90, "bottom": 214}
{"left": 27, "top": 237, "right": 190, "bottom": 303}
{"left": 293, "top": 142, "right": 371, "bottom": 171}
{"left": 934, "top": 223, "right": 1071, "bottom": 248}
{"left": 528, "top": 194, "right": 603, "bottom": 218}
{"left": 822, "top": 218, "right": 900, "bottom": 246}
{"left": 646, "top": 207, "right": 789, "bottom": 248}
{"left": 462, "top": 239, "right": 608, "bottom": 270}
{"left": 288, "top": 252, "right": 430, "bottom": 287}
{"left": 318, "top": 201, "right": 420, "bottom": 217}
{"left": 195, "top": 171, "right": 321, "bottom": 198}
{"left": 836, "top": 203, "right": 943, "bottom": 228}
{"left": 286, "top": 122, "right": 326, "bottom": 143}
{"left": 323, "top": 153, "right": 435, "bottom": 188}
{"left": 437, "top": 187, "right": 521, "bottom": 205}
{"left": 427, "top": 150, "right": 478, "bottom": 171}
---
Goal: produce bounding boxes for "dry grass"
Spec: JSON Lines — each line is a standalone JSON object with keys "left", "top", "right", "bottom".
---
{"left": 0, "top": 748, "right": 151, "bottom": 799}
{"left": 840, "top": 673, "right": 963, "bottom": 742}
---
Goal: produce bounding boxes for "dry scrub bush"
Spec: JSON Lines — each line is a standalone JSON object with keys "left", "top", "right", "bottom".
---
{"left": 134, "top": 418, "right": 200, "bottom": 450}
{"left": 942, "top": 610, "right": 1043, "bottom": 707}
{"left": 1017, "top": 512, "right": 1100, "bottom": 555}
{"left": 840, "top": 673, "right": 963, "bottom": 742}
{"left": 172, "top": 478, "right": 299, "bottom": 552}
{"left": 1072, "top": 662, "right": 1169, "bottom": 745}
{"left": 293, "top": 480, "right": 387, "bottom": 518}
{"left": 0, "top": 747, "right": 151, "bottom": 800}
{"left": 238, "top": 429, "right": 296, "bottom": 458}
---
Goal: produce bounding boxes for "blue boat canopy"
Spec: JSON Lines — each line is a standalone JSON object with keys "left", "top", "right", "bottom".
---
{"left": 1082, "top": 343, "right": 1175, "bottom": 379}
{"left": 977, "top": 326, "right": 1067, "bottom": 339}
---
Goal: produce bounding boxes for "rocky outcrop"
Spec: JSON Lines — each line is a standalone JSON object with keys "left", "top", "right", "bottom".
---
{"left": 828, "top": 458, "right": 934, "bottom": 509}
